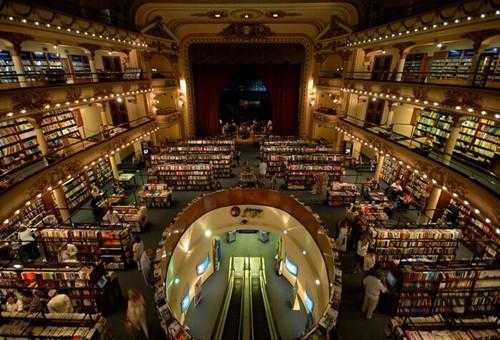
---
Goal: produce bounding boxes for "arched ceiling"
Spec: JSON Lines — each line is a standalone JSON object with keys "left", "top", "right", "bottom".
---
{"left": 134, "top": 1, "right": 360, "bottom": 40}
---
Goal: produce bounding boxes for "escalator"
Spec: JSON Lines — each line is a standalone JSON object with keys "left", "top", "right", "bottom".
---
{"left": 212, "top": 257, "right": 278, "bottom": 340}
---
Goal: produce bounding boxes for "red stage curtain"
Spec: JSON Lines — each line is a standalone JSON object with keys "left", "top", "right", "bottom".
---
{"left": 256, "top": 64, "right": 301, "bottom": 135}
{"left": 192, "top": 63, "right": 301, "bottom": 136}
{"left": 192, "top": 64, "right": 236, "bottom": 136}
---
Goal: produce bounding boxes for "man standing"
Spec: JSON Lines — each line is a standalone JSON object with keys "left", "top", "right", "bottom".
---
{"left": 362, "top": 271, "right": 387, "bottom": 319}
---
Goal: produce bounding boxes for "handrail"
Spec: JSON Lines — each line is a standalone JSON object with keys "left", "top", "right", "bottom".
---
{"left": 259, "top": 258, "right": 279, "bottom": 340}
{"left": 343, "top": 71, "right": 500, "bottom": 89}
{"left": 212, "top": 257, "right": 235, "bottom": 340}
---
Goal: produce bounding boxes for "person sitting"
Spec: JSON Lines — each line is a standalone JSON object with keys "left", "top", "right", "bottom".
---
{"left": 47, "top": 290, "right": 73, "bottom": 313}
{"left": 4, "top": 291, "right": 23, "bottom": 312}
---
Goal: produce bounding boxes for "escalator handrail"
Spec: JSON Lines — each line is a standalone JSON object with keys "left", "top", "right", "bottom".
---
{"left": 212, "top": 257, "right": 235, "bottom": 340}
{"left": 259, "top": 258, "right": 279, "bottom": 340}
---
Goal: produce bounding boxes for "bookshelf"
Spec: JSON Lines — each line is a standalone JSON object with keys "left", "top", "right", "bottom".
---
{"left": 404, "top": 172, "right": 431, "bottom": 209}
{"left": 327, "top": 182, "right": 358, "bottom": 207}
{"left": 402, "top": 53, "right": 426, "bottom": 82}
{"left": 86, "top": 158, "right": 113, "bottom": 188}
{"left": 386, "top": 315, "right": 500, "bottom": 340}
{"left": 286, "top": 160, "right": 343, "bottom": 190}
{"left": 357, "top": 203, "right": 389, "bottom": 225}
{"left": 41, "top": 110, "right": 81, "bottom": 149}
{"left": 454, "top": 117, "right": 499, "bottom": 167}
{"left": 69, "top": 55, "right": 92, "bottom": 80}
{"left": 38, "top": 224, "right": 132, "bottom": 270}
{"left": 152, "top": 153, "right": 232, "bottom": 178}
{"left": 368, "top": 226, "right": 460, "bottom": 264}
{"left": 381, "top": 157, "right": 410, "bottom": 185}
{"left": 142, "top": 184, "right": 172, "bottom": 208}
{"left": 0, "top": 50, "right": 17, "bottom": 84}
{"left": 445, "top": 199, "right": 499, "bottom": 259}
{"left": 20, "top": 51, "right": 66, "bottom": 83}
{"left": 0, "top": 194, "right": 56, "bottom": 240}
{"left": 0, "top": 312, "right": 111, "bottom": 339}
{"left": 62, "top": 174, "right": 90, "bottom": 210}
{"left": 428, "top": 49, "right": 474, "bottom": 81}
{"left": 147, "top": 163, "right": 214, "bottom": 191}
{"left": 0, "top": 265, "right": 107, "bottom": 313}
{"left": 414, "top": 110, "right": 453, "bottom": 149}
{"left": 0, "top": 118, "right": 41, "bottom": 173}
{"left": 393, "top": 262, "right": 500, "bottom": 316}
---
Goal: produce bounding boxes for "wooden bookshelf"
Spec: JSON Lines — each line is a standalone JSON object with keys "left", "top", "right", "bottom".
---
{"left": 40, "top": 110, "right": 81, "bottom": 149}
{"left": 402, "top": 53, "right": 426, "bottom": 82}
{"left": 62, "top": 175, "right": 90, "bottom": 210}
{"left": 414, "top": 110, "right": 453, "bottom": 149}
{"left": 38, "top": 224, "right": 132, "bottom": 270}
{"left": 286, "top": 160, "right": 343, "bottom": 190}
{"left": 327, "top": 182, "right": 358, "bottom": 207}
{"left": 147, "top": 163, "right": 214, "bottom": 191}
{"left": 142, "top": 184, "right": 172, "bottom": 208}
{"left": 454, "top": 117, "right": 499, "bottom": 167}
{"left": 0, "top": 265, "right": 107, "bottom": 313}
{"left": 368, "top": 226, "right": 460, "bottom": 264}
{"left": 102, "top": 205, "right": 147, "bottom": 232}
{"left": 0, "top": 50, "right": 17, "bottom": 84}
{"left": 0, "top": 118, "right": 41, "bottom": 174}
{"left": 427, "top": 49, "right": 474, "bottom": 81}
{"left": 393, "top": 261, "right": 500, "bottom": 316}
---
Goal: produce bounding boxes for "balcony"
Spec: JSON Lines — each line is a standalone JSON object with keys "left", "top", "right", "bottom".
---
{"left": 338, "top": 116, "right": 500, "bottom": 197}
{"left": 344, "top": 70, "right": 500, "bottom": 89}
{"left": 0, "top": 117, "right": 155, "bottom": 194}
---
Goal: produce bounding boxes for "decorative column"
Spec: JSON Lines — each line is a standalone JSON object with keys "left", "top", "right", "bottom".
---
{"left": 333, "top": 129, "right": 344, "bottom": 153}
{"left": 462, "top": 30, "right": 499, "bottom": 86}
{"left": 351, "top": 140, "right": 361, "bottom": 160}
{"left": 443, "top": 117, "right": 462, "bottom": 164}
{"left": 30, "top": 117, "right": 49, "bottom": 156}
{"left": 424, "top": 186, "right": 442, "bottom": 221}
{"left": 109, "top": 154, "right": 120, "bottom": 179}
{"left": 52, "top": 186, "right": 70, "bottom": 222}
{"left": 374, "top": 153, "right": 385, "bottom": 180}
{"left": 4, "top": 33, "right": 33, "bottom": 88}
{"left": 386, "top": 107, "right": 395, "bottom": 128}
{"left": 133, "top": 140, "right": 142, "bottom": 161}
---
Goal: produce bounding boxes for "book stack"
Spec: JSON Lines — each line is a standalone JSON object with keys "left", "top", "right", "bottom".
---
{"left": 327, "top": 182, "right": 358, "bottom": 207}
{"left": 142, "top": 184, "right": 172, "bottom": 208}
{"left": 102, "top": 205, "right": 147, "bottom": 232}
{"left": 147, "top": 163, "right": 214, "bottom": 191}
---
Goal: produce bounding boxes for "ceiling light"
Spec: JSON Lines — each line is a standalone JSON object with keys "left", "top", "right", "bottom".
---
{"left": 214, "top": 13, "right": 221, "bottom": 18}
{"left": 244, "top": 14, "right": 249, "bottom": 19}
{"left": 315, "top": 279, "right": 320, "bottom": 285}
{"left": 204, "top": 229, "right": 212, "bottom": 237}
{"left": 272, "top": 13, "right": 279, "bottom": 18}
{"left": 436, "top": 42, "right": 443, "bottom": 48}
{"left": 481, "top": 110, "right": 487, "bottom": 115}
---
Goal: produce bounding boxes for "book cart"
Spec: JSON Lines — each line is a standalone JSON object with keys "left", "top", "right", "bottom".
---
{"left": 102, "top": 205, "right": 148, "bottom": 232}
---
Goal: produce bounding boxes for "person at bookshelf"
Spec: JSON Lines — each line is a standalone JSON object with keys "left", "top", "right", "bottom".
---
{"left": 399, "top": 192, "right": 414, "bottom": 210}
{"left": 126, "top": 289, "right": 149, "bottom": 339}
{"left": 356, "top": 232, "right": 371, "bottom": 273}
{"left": 60, "top": 244, "right": 79, "bottom": 263}
{"left": 26, "top": 288, "right": 44, "bottom": 313}
{"left": 47, "top": 289, "right": 74, "bottom": 313}
{"left": 140, "top": 249, "right": 154, "bottom": 287}
{"left": 258, "top": 160, "right": 267, "bottom": 180}
{"left": 4, "top": 291, "right": 23, "bottom": 312}
{"left": 132, "top": 236, "right": 144, "bottom": 270}
{"left": 362, "top": 270, "right": 388, "bottom": 319}
{"left": 18, "top": 226, "right": 39, "bottom": 262}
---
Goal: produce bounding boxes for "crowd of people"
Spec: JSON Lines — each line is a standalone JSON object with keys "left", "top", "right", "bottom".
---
{"left": 3, "top": 288, "right": 74, "bottom": 314}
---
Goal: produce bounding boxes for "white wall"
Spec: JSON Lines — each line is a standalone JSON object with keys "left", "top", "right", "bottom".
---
{"left": 392, "top": 104, "right": 416, "bottom": 137}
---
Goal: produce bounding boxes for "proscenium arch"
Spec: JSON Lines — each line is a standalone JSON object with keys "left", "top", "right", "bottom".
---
{"left": 154, "top": 189, "right": 337, "bottom": 332}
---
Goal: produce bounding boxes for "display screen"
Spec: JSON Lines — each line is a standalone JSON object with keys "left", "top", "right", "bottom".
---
{"left": 181, "top": 293, "right": 191, "bottom": 313}
{"left": 304, "top": 291, "right": 314, "bottom": 313}
{"left": 285, "top": 256, "right": 298, "bottom": 276}
{"left": 196, "top": 256, "right": 210, "bottom": 275}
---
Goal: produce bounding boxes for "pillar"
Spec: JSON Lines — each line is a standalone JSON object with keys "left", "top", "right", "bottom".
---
{"left": 386, "top": 109, "right": 395, "bottom": 129}
{"left": 424, "top": 187, "right": 442, "bottom": 222}
{"left": 10, "top": 49, "right": 27, "bottom": 87}
{"left": 375, "top": 154, "right": 385, "bottom": 180}
{"left": 443, "top": 118, "right": 462, "bottom": 164}
{"left": 102, "top": 102, "right": 112, "bottom": 126}
{"left": 352, "top": 140, "right": 361, "bottom": 160}
{"left": 394, "top": 53, "right": 407, "bottom": 81}
{"left": 31, "top": 120, "right": 49, "bottom": 156}
{"left": 133, "top": 141, "right": 142, "bottom": 161}
{"left": 109, "top": 154, "right": 120, "bottom": 179}
{"left": 333, "top": 130, "right": 343, "bottom": 153}
{"left": 88, "top": 53, "right": 99, "bottom": 82}
{"left": 52, "top": 186, "right": 70, "bottom": 222}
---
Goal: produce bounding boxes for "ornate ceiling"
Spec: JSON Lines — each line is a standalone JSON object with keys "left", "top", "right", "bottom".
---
{"left": 134, "top": 1, "right": 360, "bottom": 40}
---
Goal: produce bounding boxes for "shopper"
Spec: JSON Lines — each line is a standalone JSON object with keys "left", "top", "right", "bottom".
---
{"left": 18, "top": 226, "right": 38, "bottom": 262}
{"left": 126, "top": 289, "right": 149, "bottom": 339}
{"left": 356, "top": 232, "right": 370, "bottom": 273}
{"left": 27, "top": 289, "right": 44, "bottom": 313}
{"left": 362, "top": 270, "right": 387, "bottom": 319}
{"left": 47, "top": 289, "right": 74, "bottom": 313}
{"left": 4, "top": 291, "right": 23, "bottom": 312}
{"left": 140, "top": 249, "right": 154, "bottom": 286}
{"left": 235, "top": 150, "right": 241, "bottom": 166}
{"left": 132, "top": 236, "right": 144, "bottom": 270}
{"left": 60, "top": 243, "right": 79, "bottom": 263}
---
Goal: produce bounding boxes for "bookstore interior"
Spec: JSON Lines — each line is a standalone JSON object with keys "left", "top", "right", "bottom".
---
{"left": 0, "top": 1, "right": 499, "bottom": 340}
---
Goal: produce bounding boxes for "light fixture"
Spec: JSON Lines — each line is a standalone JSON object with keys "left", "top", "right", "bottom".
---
{"left": 436, "top": 42, "right": 443, "bottom": 48}
{"left": 214, "top": 13, "right": 221, "bottom": 18}
{"left": 272, "top": 13, "right": 279, "bottom": 18}
{"left": 315, "top": 279, "right": 320, "bottom": 286}
{"left": 244, "top": 14, "right": 249, "bottom": 19}
{"left": 204, "top": 229, "right": 212, "bottom": 237}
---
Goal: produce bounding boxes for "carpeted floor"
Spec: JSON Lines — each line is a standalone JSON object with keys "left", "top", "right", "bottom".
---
{"left": 72, "top": 143, "right": 440, "bottom": 340}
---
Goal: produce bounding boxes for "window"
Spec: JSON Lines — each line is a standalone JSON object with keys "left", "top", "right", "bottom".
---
{"left": 196, "top": 255, "right": 210, "bottom": 275}
{"left": 181, "top": 293, "right": 191, "bottom": 313}
{"left": 285, "top": 256, "right": 298, "bottom": 276}
{"left": 304, "top": 291, "right": 314, "bottom": 314}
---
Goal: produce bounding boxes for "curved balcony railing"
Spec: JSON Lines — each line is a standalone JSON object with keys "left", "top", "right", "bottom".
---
{"left": 338, "top": 115, "right": 500, "bottom": 196}
{"left": 344, "top": 71, "right": 500, "bottom": 89}
{"left": 0, "top": 117, "right": 153, "bottom": 193}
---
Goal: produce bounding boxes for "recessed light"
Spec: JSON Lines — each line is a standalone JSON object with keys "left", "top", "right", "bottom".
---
{"left": 244, "top": 14, "right": 249, "bottom": 19}
{"left": 272, "top": 13, "right": 279, "bottom": 18}
{"left": 214, "top": 13, "right": 221, "bottom": 18}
